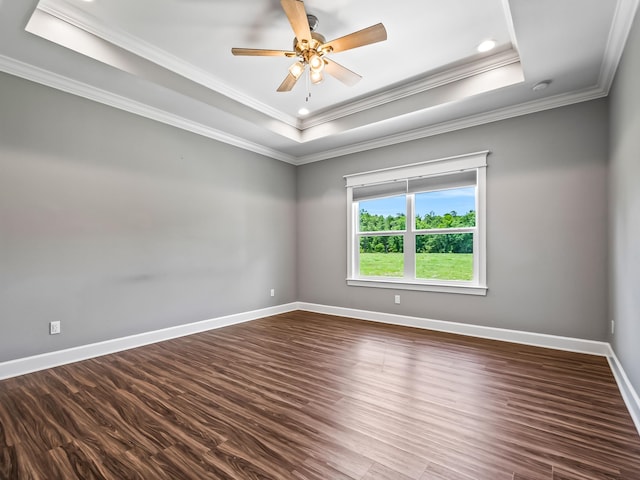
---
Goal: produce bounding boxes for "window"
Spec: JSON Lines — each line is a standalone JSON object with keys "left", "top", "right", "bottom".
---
{"left": 345, "top": 151, "right": 487, "bottom": 295}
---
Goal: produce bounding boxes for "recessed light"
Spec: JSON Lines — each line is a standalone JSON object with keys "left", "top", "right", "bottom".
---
{"left": 532, "top": 80, "right": 551, "bottom": 91}
{"left": 477, "top": 39, "right": 496, "bottom": 53}
{"left": 298, "top": 108, "right": 310, "bottom": 116}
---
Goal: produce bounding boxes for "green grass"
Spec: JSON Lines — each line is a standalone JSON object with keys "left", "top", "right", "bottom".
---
{"left": 359, "top": 253, "right": 404, "bottom": 277}
{"left": 359, "top": 253, "right": 473, "bottom": 280}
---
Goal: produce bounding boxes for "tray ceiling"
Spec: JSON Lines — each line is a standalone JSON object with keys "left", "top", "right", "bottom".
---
{"left": 0, "top": 0, "right": 638, "bottom": 164}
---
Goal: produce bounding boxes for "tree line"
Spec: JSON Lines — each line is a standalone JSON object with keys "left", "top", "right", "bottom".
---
{"left": 359, "top": 210, "right": 475, "bottom": 254}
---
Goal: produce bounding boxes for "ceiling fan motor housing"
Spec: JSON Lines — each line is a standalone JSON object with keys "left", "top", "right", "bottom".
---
{"left": 293, "top": 31, "right": 327, "bottom": 55}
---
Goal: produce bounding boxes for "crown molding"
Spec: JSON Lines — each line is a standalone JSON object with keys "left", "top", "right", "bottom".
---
{"left": 598, "top": 0, "right": 640, "bottom": 92}
{"left": 0, "top": 48, "right": 607, "bottom": 167}
{"left": 0, "top": 54, "right": 297, "bottom": 164}
{"left": 300, "top": 49, "right": 521, "bottom": 129}
{"left": 294, "top": 85, "right": 608, "bottom": 165}
{"left": 37, "top": 0, "right": 300, "bottom": 129}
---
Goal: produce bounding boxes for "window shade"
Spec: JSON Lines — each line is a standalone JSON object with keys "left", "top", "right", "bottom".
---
{"left": 408, "top": 170, "right": 476, "bottom": 194}
{"left": 352, "top": 179, "right": 408, "bottom": 202}
{"left": 352, "top": 171, "right": 476, "bottom": 202}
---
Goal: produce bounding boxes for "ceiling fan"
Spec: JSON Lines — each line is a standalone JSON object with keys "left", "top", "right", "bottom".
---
{"left": 231, "top": 0, "right": 387, "bottom": 92}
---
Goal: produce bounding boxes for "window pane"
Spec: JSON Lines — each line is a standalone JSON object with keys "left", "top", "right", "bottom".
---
{"left": 359, "top": 236, "right": 404, "bottom": 277}
{"left": 415, "top": 187, "right": 475, "bottom": 229}
{"left": 416, "top": 233, "right": 473, "bottom": 280}
{"left": 359, "top": 195, "right": 406, "bottom": 232}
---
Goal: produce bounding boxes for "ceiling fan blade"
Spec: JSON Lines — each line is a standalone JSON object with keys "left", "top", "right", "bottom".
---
{"left": 232, "top": 48, "right": 296, "bottom": 57}
{"left": 280, "top": 0, "right": 311, "bottom": 44}
{"left": 277, "top": 72, "right": 301, "bottom": 92}
{"left": 324, "top": 59, "right": 362, "bottom": 86}
{"left": 322, "top": 23, "right": 387, "bottom": 54}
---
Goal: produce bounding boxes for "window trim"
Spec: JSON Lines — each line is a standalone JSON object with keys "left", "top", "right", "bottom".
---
{"left": 345, "top": 151, "right": 488, "bottom": 296}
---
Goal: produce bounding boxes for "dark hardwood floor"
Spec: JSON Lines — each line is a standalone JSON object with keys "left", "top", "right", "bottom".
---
{"left": 1, "top": 311, "right": 639, "bottom": 479}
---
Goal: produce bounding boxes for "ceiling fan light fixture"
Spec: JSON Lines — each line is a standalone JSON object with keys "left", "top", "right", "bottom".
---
{"left": 288, "top": 61, "right": 305, "bottom": 79}
{"left": 310, "top": 70, "right": 324, "bottom": 84}
{"left": 308, "top": 53, "right": 324, "bottom": 73}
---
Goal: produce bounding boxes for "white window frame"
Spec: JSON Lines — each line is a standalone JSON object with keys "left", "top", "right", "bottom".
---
{"left": 345, "top": 151, "right": 488, "bottom": 296}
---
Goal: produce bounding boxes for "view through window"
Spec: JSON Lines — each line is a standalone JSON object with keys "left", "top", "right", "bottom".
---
{"left": 346, "top": 152, "right": 487, "bottom": 295}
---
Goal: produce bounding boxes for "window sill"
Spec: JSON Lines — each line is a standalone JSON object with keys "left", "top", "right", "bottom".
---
{"left": 346, "top": 278, "right": 488, "bottom": 296}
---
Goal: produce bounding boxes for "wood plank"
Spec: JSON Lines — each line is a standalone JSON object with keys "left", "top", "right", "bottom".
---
{"left": 0, "top": 311, "right": 639, "bottom": 479}
{"left": 362, "top": 461, "right": 415, "bottom": 480}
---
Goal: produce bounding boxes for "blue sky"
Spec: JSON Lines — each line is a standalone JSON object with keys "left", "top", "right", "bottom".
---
{"left": 361, "top": 187, "right": 475, "bottom": 217}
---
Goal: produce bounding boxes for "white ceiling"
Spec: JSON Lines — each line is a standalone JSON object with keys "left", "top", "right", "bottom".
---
{"left": 0, "top": 0, "right": 638, "bottom": 164}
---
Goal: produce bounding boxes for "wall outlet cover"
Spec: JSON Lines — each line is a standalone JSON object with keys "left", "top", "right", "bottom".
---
{"left": 49, "top": 321, "right": 61, "bottom": 335}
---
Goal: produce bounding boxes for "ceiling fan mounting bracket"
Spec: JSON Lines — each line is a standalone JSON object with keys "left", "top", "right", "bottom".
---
{"left": 307, "top": 14, "right": 319, "bottom": 32}
{"left": 294, "top": 32, "right": 326, "bottom": 57}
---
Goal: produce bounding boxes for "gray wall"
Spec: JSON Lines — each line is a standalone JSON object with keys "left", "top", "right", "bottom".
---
{"left": 0, "top": 65, "right": 618, "bottom": 363}
{"left": 0, "top": 72, "right": 297, "bottom": 362}
{"left": 298, "top": 100, "right": 609, "bottom": 340}
{"left": 610, "top": 10, "right": 640, "bottom": 396}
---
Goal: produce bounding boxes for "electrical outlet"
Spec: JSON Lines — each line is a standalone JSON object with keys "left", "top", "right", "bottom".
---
{"left": 270, "top": 288, "right": 275, "bottom": 297}
{"left": 49, "top": 321, "right": 61, "bottom": 335}
{"left": 394, "top": 295, "right": 400, "bottom": 304}
{"left": 611, "top": 320, "right": 615, "bottom": 335}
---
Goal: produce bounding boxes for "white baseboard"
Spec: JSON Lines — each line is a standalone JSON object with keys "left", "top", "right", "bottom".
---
{"left": 296, "top": 302, "right": 611, "bottom": 356}
{"left": 606, "top": 349, "right": 640, "bottom": 436}
{"left": 0, "top": 303, "right": 298, "bottom": 381}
